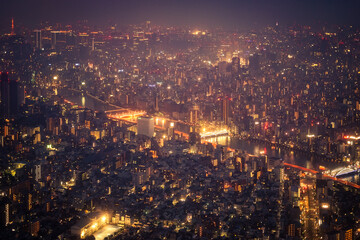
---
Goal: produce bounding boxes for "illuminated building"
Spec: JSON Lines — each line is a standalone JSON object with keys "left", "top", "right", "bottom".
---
{"left": 71, "top": 212, "right": 108, "bottom": 239}
{"left": 91, "top": 37, "right": 95, "bottom": 51}
{"left": 29, "top": 220, "right": 40, "bottom": 236}
{"left": 0, "top": 198, "right": 10, "bottom": 226}
{"left": 288, "top": 223, "right": 295, "bottom": 237}
{"left": 344, "top": 229, "right": 353, "bottom": 240}
{"left": 137, "top": 117, "right": 154, "bottom": 138}
{"left": 168, "top": 122, "right": 175, "bottom": 139}
{"left": 34, "top": 165, "right": 41, "bottom": 182}
{"left": 190, "top": 104, "right": 200, "bottom": 123}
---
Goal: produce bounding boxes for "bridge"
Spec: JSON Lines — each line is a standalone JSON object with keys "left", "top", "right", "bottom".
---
{"left": 329, "top": 166, "right": 360, "bottom": 178}
{"left": 106, "top": 111, "right": 229, "bottom": 140}
{"left": 284, "top": 163, "right": 360, "bottom": 189}
{"left": 106, "top": 109, "right": 146, "bottom": 120}
{"left": 200, "top": 129, "right": 229, "bottom": 138}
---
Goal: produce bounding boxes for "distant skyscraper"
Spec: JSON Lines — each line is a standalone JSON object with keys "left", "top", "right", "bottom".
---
{"left": 11, "top": 18, "right": 15, "bottom": 35}
{"left": 1, "top": 72, "right": 10, "bottom": 117}
{"left": 222, "top": 97, "right": 231, "bottom": 125}
{"left": 154, "top": 94, "right": 159, "bottom": 112}
{"left": 51, "top": 31, "right": 57, "bottom": 49}
{"left": 146, "top": 21, "right": 151, "bottom": 31}
{"left": 18, "top": 83, "right": 25, "bottom": 106}
{"left": 91, "top": 37, "right": 95, "bottom": 51}
{"left": 1, "top": 73, "right": 20, "bottom": 117}
{"left": 137, "top": 117, "right": 154, "bottom": 138}
{"left": 9, "top": 78, "right": 18, "bottom": 115}
{"left": 190, "top": 105, "right": 200, "bottom": 123}
{"left": 231, "top": 57, "right": 240, "bottom": 75}
{"left": 0, "top": 197, "right": 10, "bottom": 226}
{"left": 34, "top": 30, "right": 42, "bottom": 49}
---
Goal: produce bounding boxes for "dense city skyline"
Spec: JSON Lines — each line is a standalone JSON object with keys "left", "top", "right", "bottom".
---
{"left": 1, "top": 1, "right": 360, "bottom": 240}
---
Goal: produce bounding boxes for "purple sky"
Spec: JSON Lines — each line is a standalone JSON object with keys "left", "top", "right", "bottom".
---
{"left": 1, "top": 0, "right": 360, "bottom": 30}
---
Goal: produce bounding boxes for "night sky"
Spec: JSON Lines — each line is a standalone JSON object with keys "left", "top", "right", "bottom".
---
{"left": 1, "top": 0, "right": 360, "bottom": 30}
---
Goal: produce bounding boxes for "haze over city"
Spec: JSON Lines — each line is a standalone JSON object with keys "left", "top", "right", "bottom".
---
{"left": 2, "top": 0, "right": 360, "bottom": 30}
{"left": 1, "top": 0, "right": 360, "bottom": 239}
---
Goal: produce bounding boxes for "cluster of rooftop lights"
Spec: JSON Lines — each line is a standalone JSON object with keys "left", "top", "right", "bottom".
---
{"left": 80, "top": 215, "right": 108, "bottom": 239}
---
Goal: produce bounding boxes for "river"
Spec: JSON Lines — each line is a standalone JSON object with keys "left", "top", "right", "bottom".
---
{"left": 58, "top": 88, "right": 119, "bottom": 111}
{"left": 59, "top": 89, "right": 358, "bottom": 182}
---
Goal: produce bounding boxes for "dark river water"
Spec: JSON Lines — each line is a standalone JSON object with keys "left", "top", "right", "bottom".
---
{"left": 59, "top": 88, "right": 119, "bottom": 111}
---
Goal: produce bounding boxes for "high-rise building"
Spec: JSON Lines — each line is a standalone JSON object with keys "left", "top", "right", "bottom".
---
{"left": 168, "top": 122, "right": 175, "bottom": 140}
{"left": 34, "top": 30, "right": 42, "bottom": 49}
{"left": 34, "top": 165, "right": 41, "bottom": 182}
{"left": 91, "top": 37, "right": 95, "bottom": 51}
{"left": 154, "top": 94, "right": 159, "bottom": 112}
{"left": 137, "top": 117, "right": 154, "bottom": 138}
{"left": 190, "top": 105, "right": 200, "bottom": 123}
{"left": 18, "top": 83, "right": 25, "bottom": 106}
{"left": 249, "top": 54, "right": 260, "bottom": 73}
{"left": 9, "top": 78, "right": 18, "bottom": 115}
{"left": 0, "top": 72, "right": 10, "bottom": 117}
{"left": 0, "top": 197, "right": 10, "bottom": 226}
{"left": 11, "top": 18, "right": 15, "bottom": 35}
{"left": 231, "top": 57, "right": 240, "bottom": 75}
{"left": 1, "top": 73, "right": 20, "bottom": 117}
{"left": 51, "top": 31, "right": 57, "bottom": 49}
{"left": 222, "top": 97, "right": 231, "bottom": 125}
{"left": 146, "top": 21, "right": 151, "bottom": 31}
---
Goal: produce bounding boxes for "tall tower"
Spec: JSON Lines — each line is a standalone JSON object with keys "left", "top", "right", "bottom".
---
{"left": 11, "top": 18, "right": 15, "bottom": 35}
